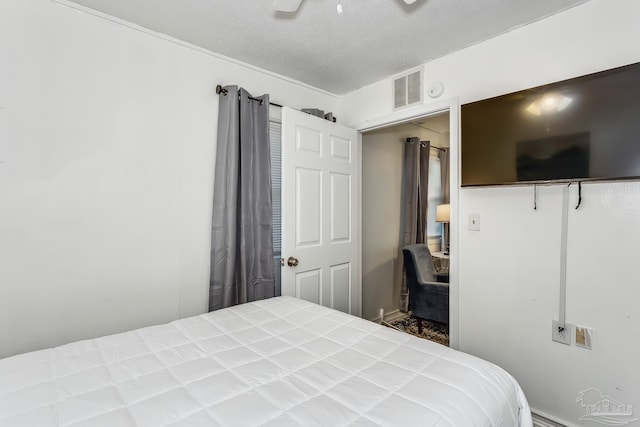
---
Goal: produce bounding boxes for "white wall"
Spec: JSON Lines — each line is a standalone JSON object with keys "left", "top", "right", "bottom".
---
{"left": 361, "top": 128, "right": 404, "bottom": 321}
{"left": 0, "top": 0, "right": 337, "bottom": 359}
{"left": 340, "top": 0, "right": 640, "bottom": 424}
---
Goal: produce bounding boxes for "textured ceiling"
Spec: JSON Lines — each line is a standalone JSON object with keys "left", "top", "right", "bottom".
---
{"left": 66, "top": 0, "right": 589, "bottom": 94}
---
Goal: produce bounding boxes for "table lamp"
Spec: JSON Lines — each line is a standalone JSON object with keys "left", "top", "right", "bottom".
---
{"left": 436, "top": 203, "right": 450, "bottom": 255}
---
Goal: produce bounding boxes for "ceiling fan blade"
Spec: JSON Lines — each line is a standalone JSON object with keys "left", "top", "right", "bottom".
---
{"left": 403, "top": 0, "right": 418, "bottom": 4}
{"left": 273, "top": 0, "right": 303, "bottom": 12}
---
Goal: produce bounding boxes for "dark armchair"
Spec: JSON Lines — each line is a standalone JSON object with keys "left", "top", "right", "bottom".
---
{"left": 402, "top": 244, "right": 449, "bottom": 332}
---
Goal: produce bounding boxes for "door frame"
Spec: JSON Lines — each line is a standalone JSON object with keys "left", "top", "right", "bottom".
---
{"left": 353, "top": 97, "right": 460, "bottom": 350}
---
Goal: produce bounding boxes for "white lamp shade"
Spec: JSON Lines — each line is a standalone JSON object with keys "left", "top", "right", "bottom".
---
{"left": 436, "top": 204, "right": 450, "bottom": 223}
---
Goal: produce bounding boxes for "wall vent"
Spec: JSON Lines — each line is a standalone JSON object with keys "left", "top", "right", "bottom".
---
{"left": 393, "top": 67, "right": 423, "bottom": 110}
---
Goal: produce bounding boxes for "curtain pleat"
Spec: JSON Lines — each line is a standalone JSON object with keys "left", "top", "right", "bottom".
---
{"left": 400, "top": 140, "right": 430, "bottom": 312}
{"left": 439, "top": 148, "right": 450, "bottom": 204}
{"left": 416, "top": 142, "right": 430, "bottom": 244}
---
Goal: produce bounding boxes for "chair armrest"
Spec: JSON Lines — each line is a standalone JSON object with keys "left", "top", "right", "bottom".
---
{"left": 416, "top": 280, "right": 449, "bottom": 295}
{"left": 435, "top": 273, "right": 449, "bottom": 283}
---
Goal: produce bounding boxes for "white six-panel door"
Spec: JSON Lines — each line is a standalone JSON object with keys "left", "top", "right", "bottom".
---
{"left": 281, "top": 107, "right": 360, "bottom": 315}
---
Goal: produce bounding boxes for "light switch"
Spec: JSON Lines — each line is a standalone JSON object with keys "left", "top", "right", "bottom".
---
{"left": 469, "top": 214, "right": 480, "bottom": 231}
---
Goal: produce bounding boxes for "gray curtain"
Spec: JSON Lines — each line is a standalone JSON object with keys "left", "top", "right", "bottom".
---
{"left": 399, "top": 139, "right": 430, "bottom": 312}
{"left": 209, "top": 86, "right": 275, "bottom": 311}
{"left": 439, "top": 148, "right": 450, "bottom": 204}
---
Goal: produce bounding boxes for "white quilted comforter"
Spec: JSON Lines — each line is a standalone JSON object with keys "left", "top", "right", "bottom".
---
{"left": 0, "top": 296, "right": 532, "bottom": 427}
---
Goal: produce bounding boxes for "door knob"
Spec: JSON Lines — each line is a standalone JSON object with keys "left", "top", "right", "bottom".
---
{"left": 287, "top": 256, "right": 299, "bottom": 267}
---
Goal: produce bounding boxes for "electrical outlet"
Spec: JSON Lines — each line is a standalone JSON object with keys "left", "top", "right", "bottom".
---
{"left": 552, "top": 320, "right": 572, "bottom": 345}
{"left": 469, "top": 214, "right": 480, "bottom": 231}
{"left": 575, "top": 325, "right": 593, "bottom": 349}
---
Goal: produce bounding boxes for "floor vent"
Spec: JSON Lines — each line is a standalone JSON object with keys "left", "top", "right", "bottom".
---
{"left": 393, "top": 67, "right": 423, "bottom": 110}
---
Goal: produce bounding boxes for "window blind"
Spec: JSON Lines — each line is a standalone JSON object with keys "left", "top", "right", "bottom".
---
{"left": 269, "top": 120, "right": 282, "bottom": 255}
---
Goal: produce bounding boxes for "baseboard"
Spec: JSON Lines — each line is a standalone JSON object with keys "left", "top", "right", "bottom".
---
{"left": 532, "top": 409, "right": 573, "bottom": 427}
{"left": 370, "top": 308, "right": 406, "bottom": 324}
{"left": 384, "top": 309, "right": 406, "bottom": 322}
{"left": 533, "top": 414, "right": 563, "bottom": 427}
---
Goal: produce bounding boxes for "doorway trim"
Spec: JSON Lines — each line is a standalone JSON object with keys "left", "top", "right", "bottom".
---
{"left": 354, "top": 97, "right": 460, "bottom": 350}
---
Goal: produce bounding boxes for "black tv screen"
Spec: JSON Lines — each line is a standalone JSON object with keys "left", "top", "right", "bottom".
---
{"left": 461, "top": 62, "right": 640, "bottom": 186}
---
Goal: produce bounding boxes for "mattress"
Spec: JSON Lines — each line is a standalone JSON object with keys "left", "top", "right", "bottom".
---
{"left": 0, "top": 296, "right": 532, "bottom": 427}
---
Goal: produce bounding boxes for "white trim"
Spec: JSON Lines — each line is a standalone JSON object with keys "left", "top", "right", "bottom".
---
{"left": 49, "top": 0, "right": 339, "bottom": 100}
{"left": 351, "top": 97, "right": 456, "bottom": 131}
{"left": 533, "top": 415, "right": 562, "bottom": 427}
{"left": 354, "top": 133, "right": 363, "bottom": 317}
{"left": 385, "top": 309, "right": 405, "bottom": 322}
{"left": 369, "top": 309, "right": 404, "bottom": 324}
{"left": 449, "top": 99, "right": 460, "bottom": 350}
{"left": 532, "top": 409, "right": 573, "bottom": 427}
{"left": 356, "top": 98, "right": 460, "bottom": 350}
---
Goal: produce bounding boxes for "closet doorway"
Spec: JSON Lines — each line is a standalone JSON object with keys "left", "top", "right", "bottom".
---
{"left": 361, "top": 110, "right": 455, "bottom": 345}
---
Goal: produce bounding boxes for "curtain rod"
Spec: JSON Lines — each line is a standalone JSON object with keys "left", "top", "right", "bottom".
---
{"left": 405, "top": 138, "right": 447, "bottom": 152}
{"left": 216, "top": 85, "right": 283, "bottom": 108}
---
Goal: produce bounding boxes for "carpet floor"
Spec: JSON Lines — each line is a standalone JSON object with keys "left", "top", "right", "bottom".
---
{"left": 386, "top": 314, "right": 449, "bottom": 346}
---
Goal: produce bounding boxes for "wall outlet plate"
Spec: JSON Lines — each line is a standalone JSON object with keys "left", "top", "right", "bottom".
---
{"left": 575, "top": 325, "right": 593, "bottom": 349}
{"left": 552, "top": 320, "right": 572, "bottom": 345}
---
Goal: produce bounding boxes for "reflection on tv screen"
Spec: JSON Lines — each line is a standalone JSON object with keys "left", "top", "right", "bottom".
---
{"left": 516, "top": 132, "right": 589, "bottom": 181}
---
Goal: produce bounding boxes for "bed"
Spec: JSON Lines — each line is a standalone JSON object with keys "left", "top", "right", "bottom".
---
{"left": 0, "top": 296, "right": 532, "bottom": 426}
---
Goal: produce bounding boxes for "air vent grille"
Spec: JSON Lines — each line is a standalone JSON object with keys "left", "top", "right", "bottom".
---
{"left": 407, "top": 71, "right": 421, "bottom": 104}
{"left": 394, "top": 76, "right": 407, "bottom": 109}
{"left": 393, "top": 67, "right": 423, "bottom": 110}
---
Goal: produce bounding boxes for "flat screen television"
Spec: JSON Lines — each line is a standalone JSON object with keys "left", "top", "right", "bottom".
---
{"left": 461, "top": 62, "right": 640, "bottom": 186}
